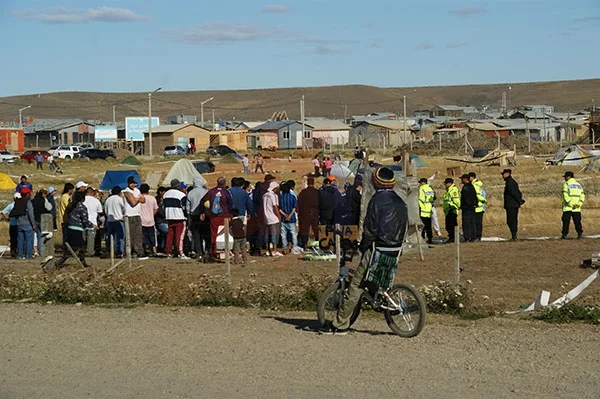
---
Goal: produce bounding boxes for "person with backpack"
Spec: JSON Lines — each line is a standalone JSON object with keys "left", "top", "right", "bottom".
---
{"left": 186, "top": 177, "right": 209, "bottom": 261}
{"left": 203, "top": 176, "right": 233, "bottom": 259}
{"left": 55, "top": 191, "right": 93, "bottom": 268}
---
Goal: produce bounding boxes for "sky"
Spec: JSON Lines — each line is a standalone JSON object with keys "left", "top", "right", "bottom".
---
{"left": 1, "top": 0, "right": 599, "bottom": 96}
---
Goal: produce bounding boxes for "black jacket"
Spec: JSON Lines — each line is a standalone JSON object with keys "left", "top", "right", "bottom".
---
{"left": 318, "top": 185, "right": 342, "bottom": 225}
{"left": 360, "top": 189, "right": 408, "bottom": 251}
{"left": 503, "top": 176, "right": 524, "bottom": 209}
{"left": 460, "top": 183, "right": 478, "bottom": 211}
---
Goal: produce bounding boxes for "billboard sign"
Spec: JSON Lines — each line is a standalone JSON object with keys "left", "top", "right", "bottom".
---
{"left": 95, "top": 125, "right": 118, "bottom": 142}
{"left": 125, "top": 117, "right": 159, "bottom": 142}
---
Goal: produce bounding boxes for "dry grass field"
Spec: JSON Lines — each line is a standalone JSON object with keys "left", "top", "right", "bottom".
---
{"left": 1, "top": 151, "right": 600, "bottom": 314}
{"left": 1, "top": 78, "right": 599, "bottom": 121}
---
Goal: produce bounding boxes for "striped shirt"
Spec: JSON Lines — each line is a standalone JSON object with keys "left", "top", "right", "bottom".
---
{"left": 280, "top": 191, "right": 298, "bottom": 224}
{"left": 163, "top": 189, "right": 187, "bottom": 221}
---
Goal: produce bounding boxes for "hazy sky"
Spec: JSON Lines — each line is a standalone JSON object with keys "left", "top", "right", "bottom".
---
{"left": 1, "top": 0, "right": 598, "bottom": 96}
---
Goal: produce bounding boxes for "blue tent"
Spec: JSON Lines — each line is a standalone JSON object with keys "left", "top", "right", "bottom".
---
{"left": 100, "top": 170, "right": 142, "bottom": 190}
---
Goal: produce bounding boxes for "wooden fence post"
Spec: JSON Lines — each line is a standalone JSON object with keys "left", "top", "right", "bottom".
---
{"left": 224, "top": 218, "right": 231, "bottom": 286}
{"left": 455, "top": 225, "right": 461, "bottom": 286}
{"left": 124, "top": 216, "right": 132, "bottom": 269}
{"left": 40, "top": 214, "right": 54, "bottom": 270}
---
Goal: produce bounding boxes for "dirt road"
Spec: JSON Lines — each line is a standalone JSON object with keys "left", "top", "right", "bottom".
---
{"left": 1, "top": 305, "right": 599, "bottom": 398}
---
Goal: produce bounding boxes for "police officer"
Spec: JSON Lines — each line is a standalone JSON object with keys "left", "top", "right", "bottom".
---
{"left": 418, "top": 177, "right": 435, "bottom": 244}
{"left": 443, "top": 177, "right": 461, "bottom": 243}
{"left": 469, "top": 172, "right": 486, "bottom": 241}
{"left": 561, "top": 171, "right": 585, "bottom": 239}
{"left": 460, "top": 174, "right": 478, "bottom": 242}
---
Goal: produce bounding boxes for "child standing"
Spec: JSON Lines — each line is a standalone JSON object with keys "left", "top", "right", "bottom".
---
{"left": 230, "top": 209, "right": 247, "bottom": 265}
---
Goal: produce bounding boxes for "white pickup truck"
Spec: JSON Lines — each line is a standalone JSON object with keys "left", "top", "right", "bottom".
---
{"left": 55, "top": 145, "right": 82, "bottom": 159}
{"left": 0, "top": 150, "right": 19, "bottom": 163}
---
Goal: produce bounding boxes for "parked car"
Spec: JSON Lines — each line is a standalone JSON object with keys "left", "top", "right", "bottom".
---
{"left": 48, "top": 145, "right": 59, "bottom": 155}
{"left": 74, "top": 143, "right": 94, "bottom": 150}
{"left": 55, "top": 145, "right": 82, "bottom": 159}
{"left": 102, "top": 149, "right": 117, "bottom": 159}
{"left": 206, "top": 145, "right": 237, "bottom": 156}
{"left": 76, "top": 148, "right": 112, "bottom": 160}
{"left": 163, "top": 145, "right": 186, "bottom": 156}
{"left": 0, "top": 150, "right": 19, "bottom": 163}
{"left": 21, "top": 150, "right": 50, "bottom": 163}
{"left": 192, "top": 160, "right": 216, "bottom": 174}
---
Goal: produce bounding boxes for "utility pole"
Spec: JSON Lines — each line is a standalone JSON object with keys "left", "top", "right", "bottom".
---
{"left": 201, "top": 97, "right": 214, "bottom": 129}
{"left": 148, "top": 87, "right": 162, "bottom": 156}
{"left": 112, "top": 105, "right": 116, "bottom": 124}
{"left": 301, "top": 95, "right": 305, "bottom": 148}
{"left": 18, "top": 105, "right": 31, "bottom": 129}
{"left": 526, "top": 116, "right": 531, "bottom": 153}
{"left": 344, "top": 104, "right": 347, "bottom": 124}
{"left": 404, "top": 95, "right": 409, "bottom": 150}
{"left": 212, "top": 108, "right": 215, "bottom": 127}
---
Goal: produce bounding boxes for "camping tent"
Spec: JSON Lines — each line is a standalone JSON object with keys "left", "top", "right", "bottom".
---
{"left": 550, "top": 145, "right": 593, "bottom": 166}
{"left": 121, "top": 155, "right": 142, "bottom": 166}
{"left": 0, "top": 173, "right": 16, "bottom": 190}
{"left": 100, "top": 170, "right": 142, "bottom": 190}
{"left": 409, "top": 153, "right": 426, "bottom": 168}
{"left": 162, "top": 158, "right": 207, "bottom": 187}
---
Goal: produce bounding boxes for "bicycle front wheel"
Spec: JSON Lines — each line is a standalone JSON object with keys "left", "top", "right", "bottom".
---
{"left": 383, "top": 283, "right": 426, "bottom": 338}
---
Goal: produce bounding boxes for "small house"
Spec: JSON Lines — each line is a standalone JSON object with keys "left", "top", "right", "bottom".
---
{"left": 250, "top": 121, "right": 313, "bottom": 150}
{"left": 143, "top": 124, "right": 211, "bottom": 155}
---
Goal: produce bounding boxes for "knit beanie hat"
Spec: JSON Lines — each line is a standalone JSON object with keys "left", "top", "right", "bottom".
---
{"left": 372, "top": 167, "right": 395, "bottom": 189}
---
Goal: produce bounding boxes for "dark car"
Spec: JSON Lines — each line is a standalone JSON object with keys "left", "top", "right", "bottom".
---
{"left": 77, "top": 148, "right": 109, "bottom": 160}
{"left": 206, "top": 145, "right": 237, "bottom": 156}
{"left": 21, "top": 151, "right": 50, "bottom": 163}
{"left": 101, "top": 149, "right": 117, "bottom": 159}
{"left": 192, "top": 160, "right": 216, "bottom": 174}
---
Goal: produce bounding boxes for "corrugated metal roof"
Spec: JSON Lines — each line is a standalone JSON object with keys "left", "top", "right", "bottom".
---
{"left": 250, "top": 120, "right": 300, "bottom": 131}
{"left": 435, "top": 105, "right": 478, "bottom": 113}
{"left": 467, "top": 122, "right": 507, "bottom": 131}
{"left": 363, "top": 120, "right": 414, "bottom": 130}
{"left": 144, "top": 124, "right": 208, "bottom": 134}
{"left": 305, "top": 119, "right": 349, "bottom": 130}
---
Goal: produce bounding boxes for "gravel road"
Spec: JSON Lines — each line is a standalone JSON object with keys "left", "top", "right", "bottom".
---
{"left": 1, "top": 304, "right": 599, "bottom": 399}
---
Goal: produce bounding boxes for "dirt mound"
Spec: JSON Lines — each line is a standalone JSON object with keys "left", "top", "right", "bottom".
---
{"left": 121, "top": 155, "right": 142, "bottom": 166}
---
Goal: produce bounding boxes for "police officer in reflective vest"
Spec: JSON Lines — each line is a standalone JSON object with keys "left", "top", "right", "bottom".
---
{"left": 418, "top": 177, "right": 435, "bottom": 244}
{"left": 561, "top": 171, "right": 585, "bottom": 239}
{"left": 443, "top": 177, "right": 461, "bottom": 243}
{"left": 469, "top": 172, "right": 486, "bottom": 241}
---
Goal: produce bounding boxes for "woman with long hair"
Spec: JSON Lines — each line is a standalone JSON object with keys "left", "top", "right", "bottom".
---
{"left": 55, "top": 191, "right": 93, "bottom": 268}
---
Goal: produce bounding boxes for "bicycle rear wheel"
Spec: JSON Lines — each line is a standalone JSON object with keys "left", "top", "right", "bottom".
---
{"left": 383, "top": 283, "right": 426, "bottom": 338}
{"left": 317, "top": 281, "right": 361, "bottom": 328}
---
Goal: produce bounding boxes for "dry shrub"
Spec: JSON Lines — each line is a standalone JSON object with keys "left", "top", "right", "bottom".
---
{"left": 419, "top": 280, "right": 470, "bottom": 314}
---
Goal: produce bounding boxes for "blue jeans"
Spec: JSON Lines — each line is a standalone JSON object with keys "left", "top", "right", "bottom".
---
{"left": 17, "top": 225, "right": 34, "bottom": 259}
{"left": 280, "top": 222, "right": 298, "bottom": 248}
{"left": 106, "top": 221, "right": 124, "bottom": 255}
{"left": 156, "top": 223, "right": 168, "bottom": 252}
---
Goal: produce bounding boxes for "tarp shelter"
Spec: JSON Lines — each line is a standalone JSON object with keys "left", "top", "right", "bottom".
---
{"left": 550, "top": 145, "right": 593, "bottom": 166}
{"left": 0, "top": 173, "right": 16, "bottom": 190}
{"left": 409, "top": 153, "right": 426, "bottom": 168}
{"left": 162, "top": 158, "right": 207, "bottom": 187}
{"left": 358, "top": 168, "right": 422, "bottom": 247}
{"left": 100, "top": 170, "right": 142, "bottom": 190}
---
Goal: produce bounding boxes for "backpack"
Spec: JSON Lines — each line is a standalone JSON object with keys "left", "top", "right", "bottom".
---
{"left": 211, "top": 192, "right": 222, "bottom": 215}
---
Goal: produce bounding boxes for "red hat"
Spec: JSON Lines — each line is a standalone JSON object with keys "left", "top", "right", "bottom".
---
{"left": 19, "top": 187, "right": 32, "bottom": 195}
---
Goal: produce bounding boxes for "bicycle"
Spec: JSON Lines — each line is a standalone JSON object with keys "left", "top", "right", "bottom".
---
{"left": 317, "top": 239, "right": 426, "bottom": 337}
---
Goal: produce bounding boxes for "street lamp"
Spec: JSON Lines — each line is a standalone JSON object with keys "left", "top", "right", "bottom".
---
{"left": 18, "top": 105, "right": 31, "bottom": 129}
{"left": 148, "top": 87, "right": 162, "bottom": 156}
{"left": 201, "top": 97, "right": 214, "bottom": 129}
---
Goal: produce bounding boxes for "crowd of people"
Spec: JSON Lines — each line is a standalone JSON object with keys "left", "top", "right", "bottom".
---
{"left": 1, "top": 160, "right": 586, "bottom": 264}
{"left": 1, "top": 171, "right": 363, "bottom": 265}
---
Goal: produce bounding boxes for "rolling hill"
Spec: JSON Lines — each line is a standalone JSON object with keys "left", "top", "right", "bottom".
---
{"left": 0, "top": 79, "right": 598, "bottom": 124}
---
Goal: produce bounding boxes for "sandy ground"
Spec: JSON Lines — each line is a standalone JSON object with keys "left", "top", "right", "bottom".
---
{"left": 0, "top": 304, "right": 599, "bottom": 399}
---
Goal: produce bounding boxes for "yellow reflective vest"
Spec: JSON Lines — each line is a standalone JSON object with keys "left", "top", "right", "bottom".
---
{"left": 472, "top": 178, "right": 486, "bottom": 213}
{"left": 562, "top": 178, "right": 585, "bottom": 212}
{"left": 443, "top": 184, "right": 461, "bottom": 215}
{"left": 419, "top": 183, "right": 435, "bottom": 218}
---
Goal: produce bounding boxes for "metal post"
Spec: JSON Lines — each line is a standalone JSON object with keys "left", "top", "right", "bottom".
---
{"left": 455, "top": 225, "right": 460, "bottom": 286}
{"left": 18, "top": 105, "right": 31, "bottom": 129}
{"left": 40, "top": 214, "right": 54, "bottom": 270}
{"left": 201, "top": 97, "right": 214, "bottom": 129}
{"left": 124, "top": 216, "right": 132, "bottom": 269}
{"left": 439, "top": 133, "right": 442, "bottom": 151}
{"left": 224, "top": 218, "right": 231, "bottom": 285}
{"left": 404, "top": 95, "right": 410, "bottom": 150}
{"left": 301, "top": 95, "right": 305, "bottom": 144}
{"left": 113, "top": 105, "right": 116, "bottom": 124}
{"left": 148, "top": 92, "right": 152, "bottom": 156}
